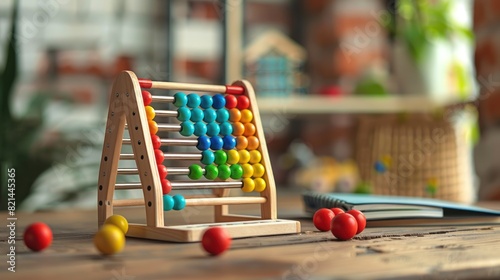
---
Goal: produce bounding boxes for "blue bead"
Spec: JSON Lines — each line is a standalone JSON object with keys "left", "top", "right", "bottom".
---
{"left": 200, "top": 95, "right": 213, "bottom": 109}
{"left": 374, "top": 161, "right": 386, "bottom": 173}
{"left": 173, "top": 92, "right": 187, "bottom": 107}
{"left": 177, "top": 106, "right": 191, "bottom": 121}
{"left": 216, "top": 108, "right": 229, "bottom": 123}
{"left": 203, "top": 108, "right": 217, "bottom": 123}
{"left": 206, "top": 122, "right": 220, "bottom": 137}
{"left": 172, "top": 194, "right": 186, "bottom": 210}
{"left": 212, "top": 94, "right": 226, "bottom": 109}
{"left": 197, "top": 135, "right": 211, "bottom": 151}
{"left": 180, "top": 121, "right": 195, "bottom": 137}
{"left": 222, "top": 135, "right": 236, "bottom": 150}
{"left": 210, "top": 136, "right": 223, "bottom": 150}
{"left": 187, "top": 93, "right": 201, "bottom": 108}
{"left": 201, "top": 150, "right": 215, "bottom": 165}
{"left": 190, "top": 108, "right": 204, "bottom": 122}
{"left": 219, "top": 122, "right": 233, "bottom": 136}
{"left": 194, "top": 122, "right": 207, "bottom": 136}
{"left": 163, "top": 195, "right": 174, "bottom": 211}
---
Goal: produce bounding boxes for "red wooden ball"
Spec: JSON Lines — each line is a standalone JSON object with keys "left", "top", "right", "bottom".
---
{"left": 142, "top": 90, "right": 152, "bottom": 106}
{"left": 161, "top": 179, "right": 172, "bottom": 195}
{"left": 236, "top": 96, "right": 250, "bottom": 110}
{"left": 23, "top": 222, "right": 53, "bottom": 252}
{"left": 225, "top": 95, "right": 238, "bottom": 109}
{"left": 330, "top": 207, "right": 345, "bottom": 216}
{"left": 201, "top": 227, "right": 231, "bottom": 256}
{"left": 151, "top": 134, "right": 162, "bottom": 149}
{"left": 154, "top": 149, "right": 164, "bottom": 165}
{"left": 158, "top": 165, "right": 168, "bottom": 179}
{"left": 347, "top": 209, "right": 367, "bottom": 234}
{"left": 331, "top": 213, "right": 358, "bottom": 241}
{"left": 313, "top": 208, "right": 334, "bottom": 231}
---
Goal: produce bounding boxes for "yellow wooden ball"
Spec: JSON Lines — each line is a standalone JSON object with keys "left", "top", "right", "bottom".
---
{"left": 94, "top": 224, "right": 125, "bottom": 255}
{"left": 104, "top": 214, "right": 129, "bottom": 234}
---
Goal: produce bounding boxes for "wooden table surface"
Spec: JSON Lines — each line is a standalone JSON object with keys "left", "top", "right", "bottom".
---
{"left": 2, "top": 190, "right": 500, "bottom": 280}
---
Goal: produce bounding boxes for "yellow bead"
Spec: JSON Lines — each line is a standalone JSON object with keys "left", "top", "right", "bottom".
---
{"left": 241, "top": 178, "right": 255, "bottom": 192}
{"left": 148, "top": 120, "right": 158, "bottom": 135}
{"left": 253, "top": 178, "right": 266, "bottom": 192}
{"left": 229, "top": 108, "right": 241, "bottom": 122}
{"left": 241, "top": 163, "right": 254, "bottom": 178}
{"left": 252, "top": 163, "right": 265, "bottom": 178}
{"left": 104, "top": 214, "right": 129, "bottom": 234}
{"left": 145, "top": 106, "right": 155, "bottom": 120}
{"left": 247, "top": 136, "right": 259, "bottom": 150}
{"left": 94, "top": 224, "right": 125, "bottom": 255}
{"left": 226, "top": 150, "right": 240, "bottom": 165}
{"left": 240, "top": 109, "right": 253, "bottom": 123}
{"left": 249, "top": 150, "right": 262, "bottom": 164}
{"left": 243, "top": 123, "right": 255, "bottom": 136}
{"left": 238, "top": 150, "right": 250, "bottom": 164}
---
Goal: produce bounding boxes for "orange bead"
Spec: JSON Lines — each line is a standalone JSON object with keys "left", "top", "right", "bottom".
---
{"left": 232, "top": 122, "right": 245, "bottom": 136}
{"left": 243, "top": 123, "right": 255, "bottom": 136}
{"left": 249, "top": 150, "right": 261, "bottom": 164}
{"left": 236, "top": 136, "right": 248, "bottom": 150}
{"left": 145, "top": 106, "right": 155, "bottom": 120}
{"left": 148, "top": 120, "right": 158, "bottom": 135}
{"left": 240, "top": 109, "right": 253, "bottom": 123}
{"left": 252, "top": 163, "right": 265, "bottom": 178}
{"left": 229, "top": 108, "right": 241, "bottom": 122}
{"left": 247, "top": 136, "right": 259, "bottom": 150}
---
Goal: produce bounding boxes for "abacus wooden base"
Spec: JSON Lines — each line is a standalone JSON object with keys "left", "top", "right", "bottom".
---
{"left": 127, "top": 219, "right": 301, "bottom": 242}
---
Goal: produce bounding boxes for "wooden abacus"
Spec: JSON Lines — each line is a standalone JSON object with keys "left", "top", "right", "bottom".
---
{"left": 97, "top": 71, "right": 300, "bottom": 242}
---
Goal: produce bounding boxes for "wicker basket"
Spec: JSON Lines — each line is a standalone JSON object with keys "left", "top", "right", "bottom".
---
{"left": 356, "top": 114, "right": 473, "bottom": 203}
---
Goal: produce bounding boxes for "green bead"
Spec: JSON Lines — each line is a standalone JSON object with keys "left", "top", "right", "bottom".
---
{"left": 218, "top": 165, "right": 231, "bottom": 180}
{"left": 204, "top": 164, "right": 218, "bottom": 180}
{"left": 214, "top": 150, "right": 228, "bottom": 165}
{"left": 230, "top": 164, "right": 243, "bottom": 179}
{"left": 188, "top": 164, "right": 203, "bottom": 180}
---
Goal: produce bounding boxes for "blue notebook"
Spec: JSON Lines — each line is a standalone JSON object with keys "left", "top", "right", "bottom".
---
{"left": 303, "top": 192, "right": 500, "bottom": 224}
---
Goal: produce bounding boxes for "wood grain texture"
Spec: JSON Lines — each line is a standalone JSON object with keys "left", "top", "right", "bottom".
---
{"left": 2, "top": 194, "right": 500, "bottom": 280}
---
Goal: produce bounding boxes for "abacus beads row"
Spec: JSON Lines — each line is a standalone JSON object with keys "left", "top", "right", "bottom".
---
{"left": 172, "top": 93, "right": 250, "bottom": 111}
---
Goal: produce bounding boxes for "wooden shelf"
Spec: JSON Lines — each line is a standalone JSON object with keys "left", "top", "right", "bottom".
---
{"left": 256, "top": 95, "right": 464, "bottom": 114}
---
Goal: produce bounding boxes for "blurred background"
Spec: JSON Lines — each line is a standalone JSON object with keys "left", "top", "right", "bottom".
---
{"left": 1, "top": 0, "right": 499, "bottom": 211}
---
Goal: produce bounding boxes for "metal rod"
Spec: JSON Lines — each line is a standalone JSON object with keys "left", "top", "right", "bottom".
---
{"left": 158, "top": 123, "right": 181, "bottom": 131}
{"left": 119, "top": 153, "right": 201, "bottom": 161}
{"left": 155, "top": 110, "right": 178, "bottom": 118}
{"left": 121, "top": 138, "right": 198, "bottom": 146}
{"left": 151, "top": 95, "right": 174, "bottom": 102}
{"left": 114, "top": 181, "right": 243, "bottom": 190}
{"left": 117, "top": 168, "right": 204, "bottom": 175}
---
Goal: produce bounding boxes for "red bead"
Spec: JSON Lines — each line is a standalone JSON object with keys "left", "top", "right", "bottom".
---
{"left": 347, "top": 209, "right": 367, "bottom": 234}
{"left": 236, "top": 96, "right": 250, "bottom": 110}
{"left": 313, "top": 208, "right": 334, "bottom": 231}
{"left": 142, "top": 90, "right": 152, "bottom": 106}
{"left": 139, "top": 79, "right": 153, "bottom": 89}
{"left": 151, "top": 134, "right": 162, "bottom": 149}
{"left": 158, "top": 165, "right": 168, "bottom": 179}
{"left": 330, "top": 207, "right": 345, "bottom": 216}
{"left": 331, "top": 213, "right": 358, "bottom": 241}
{"left": 23, "top": 222, "right": 53, "bottom": 251}
{"left": 224, "top": 95, "right": 238, "bottom": 109}
{"left": 201, "top": 227, "right": 231, "bottom": 256}
{"left": 154, "top": 149, "right": 164, "bottom": 165}
{"left": 161, "top": 179, "right": 172, "bottom": 195}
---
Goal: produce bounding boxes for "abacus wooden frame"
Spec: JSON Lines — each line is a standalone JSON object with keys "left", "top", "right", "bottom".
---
{"left": 97, "top": 71, "right": 300, "bottom": 242}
